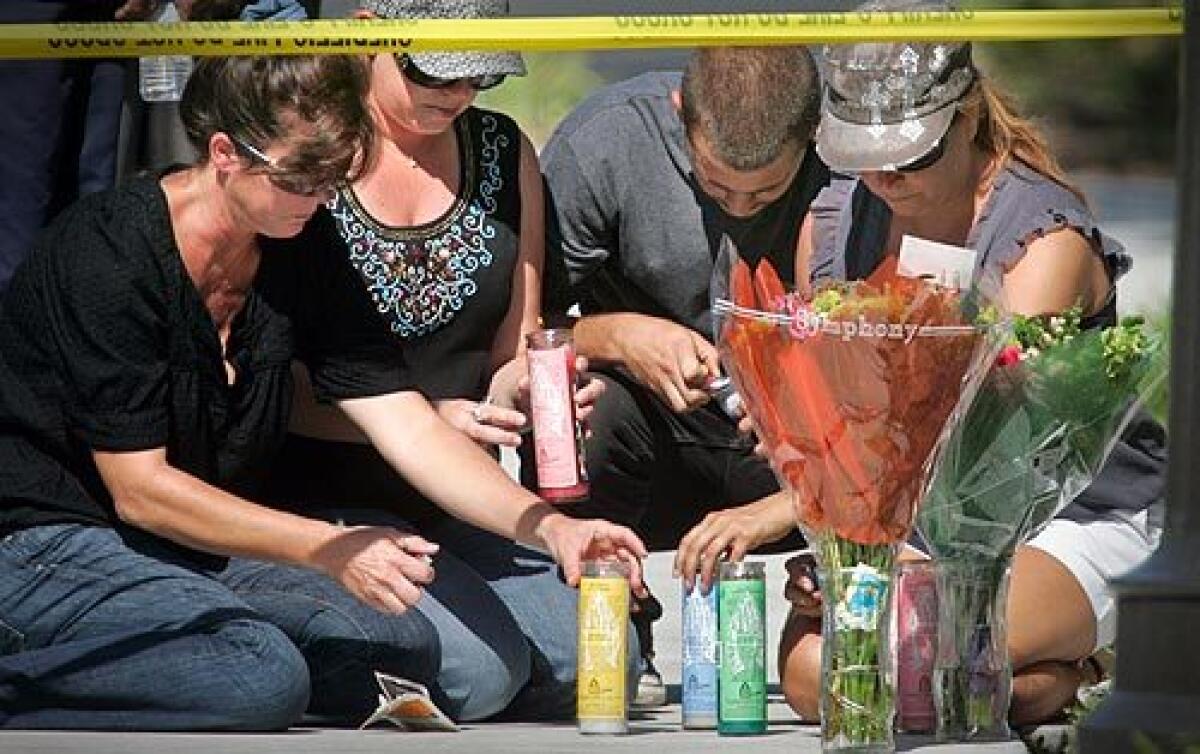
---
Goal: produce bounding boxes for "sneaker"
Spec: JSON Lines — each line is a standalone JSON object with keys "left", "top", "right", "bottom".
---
{"left": 633, "top": 655, "right": 668, "bottom": 708}
{"left": 630, "top": 592, "right": 667, "bottom": 708}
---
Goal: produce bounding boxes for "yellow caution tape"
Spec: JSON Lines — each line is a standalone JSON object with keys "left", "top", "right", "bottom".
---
{"left": 0, "top": 9, "right": 1182, "bottom": 60}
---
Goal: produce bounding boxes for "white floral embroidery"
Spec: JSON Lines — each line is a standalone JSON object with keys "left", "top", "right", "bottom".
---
{"left": 334, "top": 114, "right": 508, "bottom": 339}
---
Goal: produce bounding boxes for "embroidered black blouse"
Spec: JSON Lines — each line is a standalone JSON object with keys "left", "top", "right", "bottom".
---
{"left": 281, "top": 107, "right": 522, "bottom": 401}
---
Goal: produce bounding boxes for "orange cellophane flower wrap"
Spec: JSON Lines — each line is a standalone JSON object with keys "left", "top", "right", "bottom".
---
{"left": 714, "top": 246, "right": 1004, "bottom": 751}
{"left": 716, "top": 256, "right": 995, "bottom": 546}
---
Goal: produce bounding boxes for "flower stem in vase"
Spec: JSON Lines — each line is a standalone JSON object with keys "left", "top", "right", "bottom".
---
{"left": 934, "top": 559, "right": 1013, "bottom": 742}
{"left": 817, "top": 534, "right": 898, "bottom": 753}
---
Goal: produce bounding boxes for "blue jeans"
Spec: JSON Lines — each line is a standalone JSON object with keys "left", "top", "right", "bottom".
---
{"left": 324, "top": 511, "right": 640, "bottom": 721}
{"left": 0, "top": 524, "right": 439, "bottom": 730}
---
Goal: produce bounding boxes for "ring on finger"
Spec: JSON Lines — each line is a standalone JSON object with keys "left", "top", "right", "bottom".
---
{"left": 472, "top": 395, "right": 493, "bottom": 423}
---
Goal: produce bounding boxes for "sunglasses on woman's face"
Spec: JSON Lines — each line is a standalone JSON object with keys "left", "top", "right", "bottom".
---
{"left": 891, "top": 111, "right": 961, "bottom": 174}
{"left": 893, "top": 133, "right": 949, "bottom": 174}
{"left": 228, "top": 135, "right": 336, "bottom": 198}
{"left": 395, "top": 55, "right": 506, "bottom": 92}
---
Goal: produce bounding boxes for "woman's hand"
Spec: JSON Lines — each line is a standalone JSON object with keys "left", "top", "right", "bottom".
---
{"left": 434, "top": 397, "right": 527, "bottom": 448}
{"left": 484, "top": 354, "right": 605, "bottom": 441}
{"left": 674, "top": 492, "right": 796, "bottom": 591}
{"left": 312, "top": 526, "right": 440, "bottom": 615}
{"left": 570, "top": 358, "right": 604, "bottom": 424}
{"left": 535, "top": 513, "right": 649, "bottom": 598}
{"left": 783, "top": 551, "right": 823, "bottom": 618}
{"left": 487, "top": 356, "right": 528, "bottom": 412}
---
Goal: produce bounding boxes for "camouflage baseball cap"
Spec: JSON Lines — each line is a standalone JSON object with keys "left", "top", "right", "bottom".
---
{"left": 817, "top": 1, "right": 975, "bottom": 172}
{"left": 361, "top": 0, "right": 526, "bottom": 79}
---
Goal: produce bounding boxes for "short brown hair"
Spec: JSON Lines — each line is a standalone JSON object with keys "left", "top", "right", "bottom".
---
{"left": 180, "top": 55, "right": 375, "bottom": 189}
{"left": 680, "top": 46, "right": 820, "bottom": 171}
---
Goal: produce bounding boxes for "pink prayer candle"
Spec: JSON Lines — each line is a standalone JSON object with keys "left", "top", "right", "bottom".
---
{"left": 526, "top": 329, "right": 589, "bottom": 503}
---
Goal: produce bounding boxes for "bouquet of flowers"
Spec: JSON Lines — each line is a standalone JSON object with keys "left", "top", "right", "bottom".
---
{"left": 917, "top": 305, "right": 1167, "bottom": 741}
{"left": 712, "top": 242, "right": 1005, "bottom": 752}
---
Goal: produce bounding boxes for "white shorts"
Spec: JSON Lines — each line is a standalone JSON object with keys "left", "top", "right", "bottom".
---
{"left": 1026, "top": 502, "right": 1164, "bottom": 650}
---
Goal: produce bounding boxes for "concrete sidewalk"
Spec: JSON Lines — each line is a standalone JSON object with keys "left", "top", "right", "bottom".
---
{"left": 0, "top": 552, "right": 1036, "bottom": 753}
{"left": 0, "top": 714, "right": 1031, "bottom": 754}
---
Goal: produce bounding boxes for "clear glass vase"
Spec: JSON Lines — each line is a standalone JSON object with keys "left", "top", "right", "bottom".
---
{"left": 817, "top": 535, "right": 898, "bottom": 753}
{"left": 933, "top": 559, "right": 1012, "bottom": 741}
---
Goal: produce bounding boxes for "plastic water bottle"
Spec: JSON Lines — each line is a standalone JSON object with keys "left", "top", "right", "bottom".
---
{"left": 138, "top": 2, "right": 193, "bottom": 103}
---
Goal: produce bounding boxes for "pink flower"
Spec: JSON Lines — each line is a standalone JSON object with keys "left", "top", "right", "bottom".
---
{"left": 996, "top": 345, "right": 1023, "bottom": 367}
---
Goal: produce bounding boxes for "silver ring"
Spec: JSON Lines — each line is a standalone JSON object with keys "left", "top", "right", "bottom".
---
{"left": 471, "top": 396, "right": 492, "bottom": 423}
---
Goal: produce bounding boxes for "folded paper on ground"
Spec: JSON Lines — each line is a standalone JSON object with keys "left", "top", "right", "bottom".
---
{"left": 359, "top": 672, "right": 459, "bottom": 732}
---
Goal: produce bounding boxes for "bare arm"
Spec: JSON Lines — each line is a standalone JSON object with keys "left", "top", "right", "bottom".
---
{"left": 673, "top": 211, "right": 819, "bottom": 578}
{"left": 538, "top": 130, "right": 717, "bottom": 410}
{"left": 1000, "top": 228, "right": 1112, "bottom": 317}
{"left": 435, "top": 132, "right": 546, "bottom": 446}
{"left": 488, "top": 131, "right": 544, "bottom": 377}
{"left": 342, "top": 390, "right": 549, "bottom": 540}
{"left": 93, "top": 448, "right": 437, "bottom": 614}
{"left": 338, "top": 390, "right": 649, "bottom": 592}
{"left": 674, "top": 490, "right": 797, "bottom": 590}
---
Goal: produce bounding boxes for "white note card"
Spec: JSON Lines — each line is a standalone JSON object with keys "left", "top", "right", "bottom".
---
{"left": 897, "top": 235, "right": 977, "bottom": 291}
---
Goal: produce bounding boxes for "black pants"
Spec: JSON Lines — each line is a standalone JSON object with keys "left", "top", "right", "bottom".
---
{"left": 525, "top": 370, "right": 805, "bottom": 554}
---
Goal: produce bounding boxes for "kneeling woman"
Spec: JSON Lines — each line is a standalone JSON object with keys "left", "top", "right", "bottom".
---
{"left": 780, "top": 37, "right": 1165, "bottom": 725}
{"left": 0, "top": 54, "right": 645, "bottom": 731}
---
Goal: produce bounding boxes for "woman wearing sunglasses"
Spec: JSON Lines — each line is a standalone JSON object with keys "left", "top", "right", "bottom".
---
{"left": 777, "top": 24, "right": 1166, "bottom": 725}
{"left": 0, "top": 52, "right": 647, "bottom": 731}
{"left": 0, "top": 54, "right": 405, "bottom": 729}
{"left": 257, "top": 0, "right": 631, "bottom": 724}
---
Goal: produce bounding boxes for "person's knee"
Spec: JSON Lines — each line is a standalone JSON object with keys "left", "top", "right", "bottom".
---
{"left": 779, "top": 612, "right": 822, "bottom": 721}
{"left": 299, "top": 603, "right": 441, "bottom": 720}
{"left": 465, "top": 558, "right": 583, "bottom": 721}
{"left": 1010, "top": 660, "right": 1084, "bottom": 726}
{"left": 445, "top": 631, "right": 532, "bottom": 721}
{"left": 361, "top": 610, "right": 443, "bottom": 683}
{"left": 202, "top": 619, "right": 310, "bottom": 730}
{"left": 1007, "top": 546, "right": 1096, "bottom": 668}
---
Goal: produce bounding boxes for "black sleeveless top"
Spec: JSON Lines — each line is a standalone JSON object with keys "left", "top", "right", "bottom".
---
{"left": 320, "top": 107, "right": 522, "bottom": 400}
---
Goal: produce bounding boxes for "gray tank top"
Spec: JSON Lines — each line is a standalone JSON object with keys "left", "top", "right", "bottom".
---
{"left": 808, "top": 160, "right": 1165, "bottom": 518}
